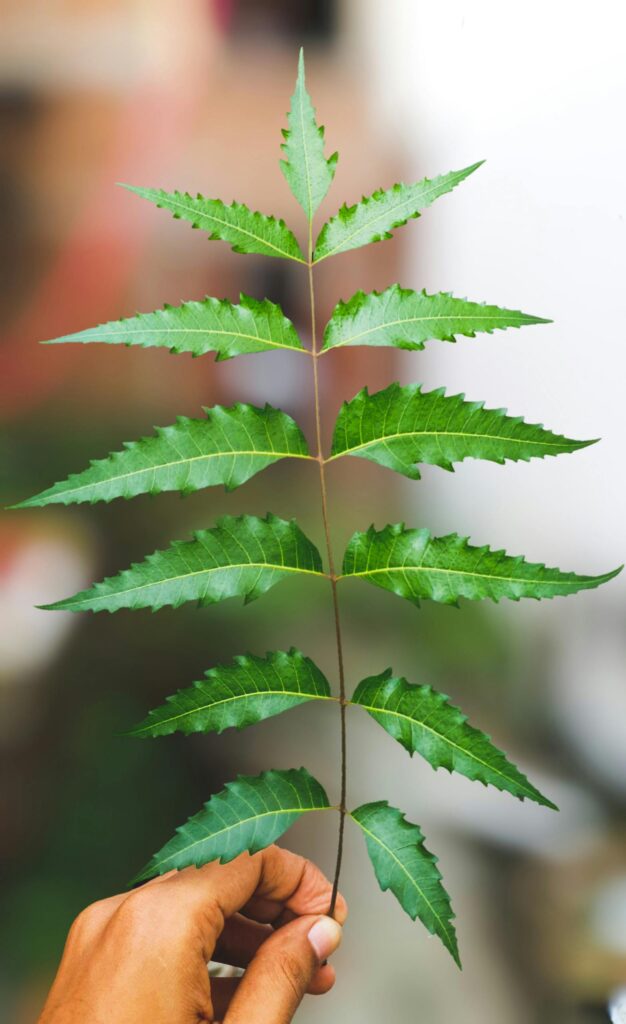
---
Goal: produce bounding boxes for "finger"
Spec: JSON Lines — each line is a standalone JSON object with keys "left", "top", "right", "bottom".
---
{"left": 224, "top": 914, "right": 342, "bottom": 1024}
{"left": 211, "top": 977, "right": 241, "bottom": 1020}
{"left": 239, "top": 849, "right": 348, "bottom": 925}
{"left": 145, "top": 845, "right": 347, "bottom": 957}
{"left": 213, "top": 914, "right": 271, "bottom": 968}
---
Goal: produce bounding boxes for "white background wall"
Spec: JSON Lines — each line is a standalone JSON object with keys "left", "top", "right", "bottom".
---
{"left": 347, "top": 0, "right": 625, "bottom": 580}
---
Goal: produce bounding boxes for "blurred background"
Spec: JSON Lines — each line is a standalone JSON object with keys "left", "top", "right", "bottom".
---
{"left": 1, "top": 2, "right": 625, "bottom": 1021}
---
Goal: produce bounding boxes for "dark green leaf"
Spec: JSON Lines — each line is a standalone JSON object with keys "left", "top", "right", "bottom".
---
{"left": 129, "top": 649, "right": 332, "bottom": 738}
{"left": 42, "top": 294, "right": 305, "bottom": 361}
{"left": 341, "top": 524, "right": 621, "bottom": 605}
{"left": 122, "top": 186, "right": 306, "bottom": 263}
{"left": 42, "top": 513, "right": 325, "bottom": 614}
{"left": 134, "top": 768, "right": 330, "bottom": 882}
{"left": 323, "top": 285, "right": 549, "bottom": 352}
{"left": 313, "top": 164, "right": 482, "bottom": 263}
{"left": 329, "top": 383, "right": 593, "bottom": 479}
{"left": 14, "top": 403, "right": 311, "bottom": 508}
{"left": 351, "top": 801, "right": 459, "bottom": 965}
{"left": 351, "top": 670, "right": 556, "bottom": 808}
{"left": 280, "top": 49, "right": 338, "bottom": 220}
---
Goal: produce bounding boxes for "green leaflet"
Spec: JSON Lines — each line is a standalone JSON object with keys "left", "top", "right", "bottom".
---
{"left": 41, "top": 513, "right": 324, "bottom": 614}
{"left": 128, "top": 649, "right": 332, "bottom": 738}
{"left": 322, "top": 285, "right": 550, "bottom": 352}
{"left": 313, "top": 164, "right": 482, "bottom": 263}
{"left": 351, "top": 671, "right": 555, "bottom": 808}
{"left": 341, "top": 524, "right": 621, "bottom": 606}
{"left": 329, "top": 383, "right": 593, "bottom": 479}
{"left": 134, "top": 768, "right": 330, "bottom": 882}
{"left": 122, "top": 186, "right": 306, "bottom": 263}
{"left": 351, "top": 801, "right": 459, "bottom": 965}
{"left": 280, "top": 49, "right": 338, "bottom": 220}
{"left": 42, "top": 294, "right": 305, "bottom": 361}
{"left": 14, "top": 404, "right": 311, "bottom": 508}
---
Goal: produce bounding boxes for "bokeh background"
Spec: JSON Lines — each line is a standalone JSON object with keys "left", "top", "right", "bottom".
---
{"left": 1, "top": 2, "right": 625, "bottom": 1021}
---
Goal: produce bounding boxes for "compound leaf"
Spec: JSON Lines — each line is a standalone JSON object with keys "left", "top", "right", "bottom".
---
{"left": 280, "top": 48, "right": 337, "bottom": 220}
{"left": 134, "top": 768, "right": 330, "bottom": 882}
{"left": 341, "top": 524, "right": 621, "bottom": 606}
{"left": 329, "top": 383, "right": 593, "bottom": 479}
{"left": 351, "top": 671, "right": 555, "bottom": 808}
{"left": 122, "top": 186, "right": 306, "bottom": 263}
{"left": 15, "top": 403, "right": 311, "bottom": 508}
{"left": 323, "top": 285, "right": 550, "bottom": 352}
{"left": 351, "top": 801, "right": 459, "bottom": 965}
{"left": 41, "top": 513, "right": 324, "bottom": 614}
{"left": 313, "top": 163, "right": 482, "bottom": 263}
{"left": 129, "top": 648, "right": 332, "bottom": 738}
{"left": 43, "top": 294, "right": 305, "bottom": 361}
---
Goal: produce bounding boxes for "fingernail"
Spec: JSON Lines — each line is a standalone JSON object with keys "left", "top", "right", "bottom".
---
{"left": 307, "top": 916, "right": 342, "bottom": 961}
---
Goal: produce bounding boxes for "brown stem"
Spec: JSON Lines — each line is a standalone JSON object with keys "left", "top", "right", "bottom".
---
{"left": 306, "top": 226, "right": 347, "bottom": 919}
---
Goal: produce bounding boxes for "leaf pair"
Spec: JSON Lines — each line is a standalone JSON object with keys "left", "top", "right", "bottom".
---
{"left": 14, "top": 380, "right": 593, "bottom": 508}
{"left": 133, "top": 766, "right": 459, "bottom": 962}
{"left": 39, "top": 514, "right": 617, "bottom": 614}
{"left": 129, "top": 645, "right": 559, "bottom": 964}
{"left": 130, "top": 649, "right": 554, "bottom": 810}
{"left": 42, "top": 286, "right": 550, "bottom": 363}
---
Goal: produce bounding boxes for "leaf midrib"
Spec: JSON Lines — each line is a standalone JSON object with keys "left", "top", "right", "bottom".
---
{"left": 60, "top": 562, "right": 328, "bottom": 609}
{"left": 339, "top": 564, "right": 610, "bottom": 588}
{"left": 153, "top": 804, "right": 332, "bottom": 870}
{"left": 44, "top": 449, "right": 314, "bottom": 500}
{"left": 134, "top": 689, "right": 336, "bottom": 734}
{"left": 59, "top": 326, "right": 306, "bottom": 352}
{"left": 329, "top": 429, "right": 581, "bottom": 461}
{"left": 323, "top": 313, "right": 541, "bottom": 350}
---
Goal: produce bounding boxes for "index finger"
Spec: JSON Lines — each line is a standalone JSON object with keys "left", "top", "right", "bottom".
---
{"left": 152, "top": 845, "right": 347, "bottom": 954}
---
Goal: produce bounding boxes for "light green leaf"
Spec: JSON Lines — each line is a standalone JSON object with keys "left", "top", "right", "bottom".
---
{"left": 128, "top": 649, "right": 332, "bottom": 738}
{"left": 341, "top": 524, "right": 621, "bottom": 606}
{"left": 14, "top": 403, "right": 311, "bottom": 508}
{"left": 42, "top": 294, "right": 305, "bottom": 361}
{"left": 280, "top": 48, "right": 338, "bottom": 220}
{"left": 329, "top": 383, "right": 593, "bottom": 479}
{"left": 322, "top": 285, "right": 550, "bottom": 352}
{"left": 351, "top": 670, "right": 555, "bottom": 808}
{"left": 351, "top": 801, "right": 459, "bottom": 965}
{"left": 122, "top": 186, "right": 306, "bottom": 263}
{"left": 41, "top": 513, "right": 325, "bottom": 614}
{"left": 313, "top": 163, "right": 482, "bottom": 263}
{"left": 134, "top": 768, "right": 330, "bottom": 882}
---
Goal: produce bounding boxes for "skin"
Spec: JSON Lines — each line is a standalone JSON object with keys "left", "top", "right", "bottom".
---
{"left": 37, "top": 845, "right": 347, "bottom": 1024}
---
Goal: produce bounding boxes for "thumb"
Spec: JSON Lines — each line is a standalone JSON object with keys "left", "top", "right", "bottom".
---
{"left": 223, "top": 914, "right": 342, "bottom": 1024}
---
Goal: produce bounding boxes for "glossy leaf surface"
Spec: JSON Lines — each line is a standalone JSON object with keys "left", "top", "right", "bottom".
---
{"left": 135, "top": 768, "right": 330, "bottom": 882}
{"left": 123, "top": 186, "right": 305, "bottom": 263}
{"left": 341, "top": 524, "right": 621, "bottom": 605}
{"left": 43, "top": 295, "right": 305, "bottom": 361}
{"left": 351, "top": 801, "right": 459, "bottom": 964}
{"left": 352, "top": 670, "right": 556, "bottom": 807}
{"left": 129, "top": 649, "right": 332, "bottom": 738}
{"left": 330, "top": 383, "right": 592, "bottom": 479}
{"left": 323, "top": 285, "right": 549, "bottom": 352}
{"left": 16, "top": 404, "right": 310, "bottom": 507}
{"left": 314, "top": 164, "right": 482, "bottom": 262}
{"left": 43, "top": 514, "right": 324, "bottom": 614}
{"left": 280, "top": 49, "right": 337, "bottom": 219}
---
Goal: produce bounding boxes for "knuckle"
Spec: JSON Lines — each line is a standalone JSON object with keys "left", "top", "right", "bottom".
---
{"left": 68, "top": 898, "right": 112, "bottom": 941}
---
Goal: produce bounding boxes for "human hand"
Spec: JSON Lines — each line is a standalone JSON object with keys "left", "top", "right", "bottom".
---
{"left": 37, "top": 845, "right": 347, "bottom": 1024}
